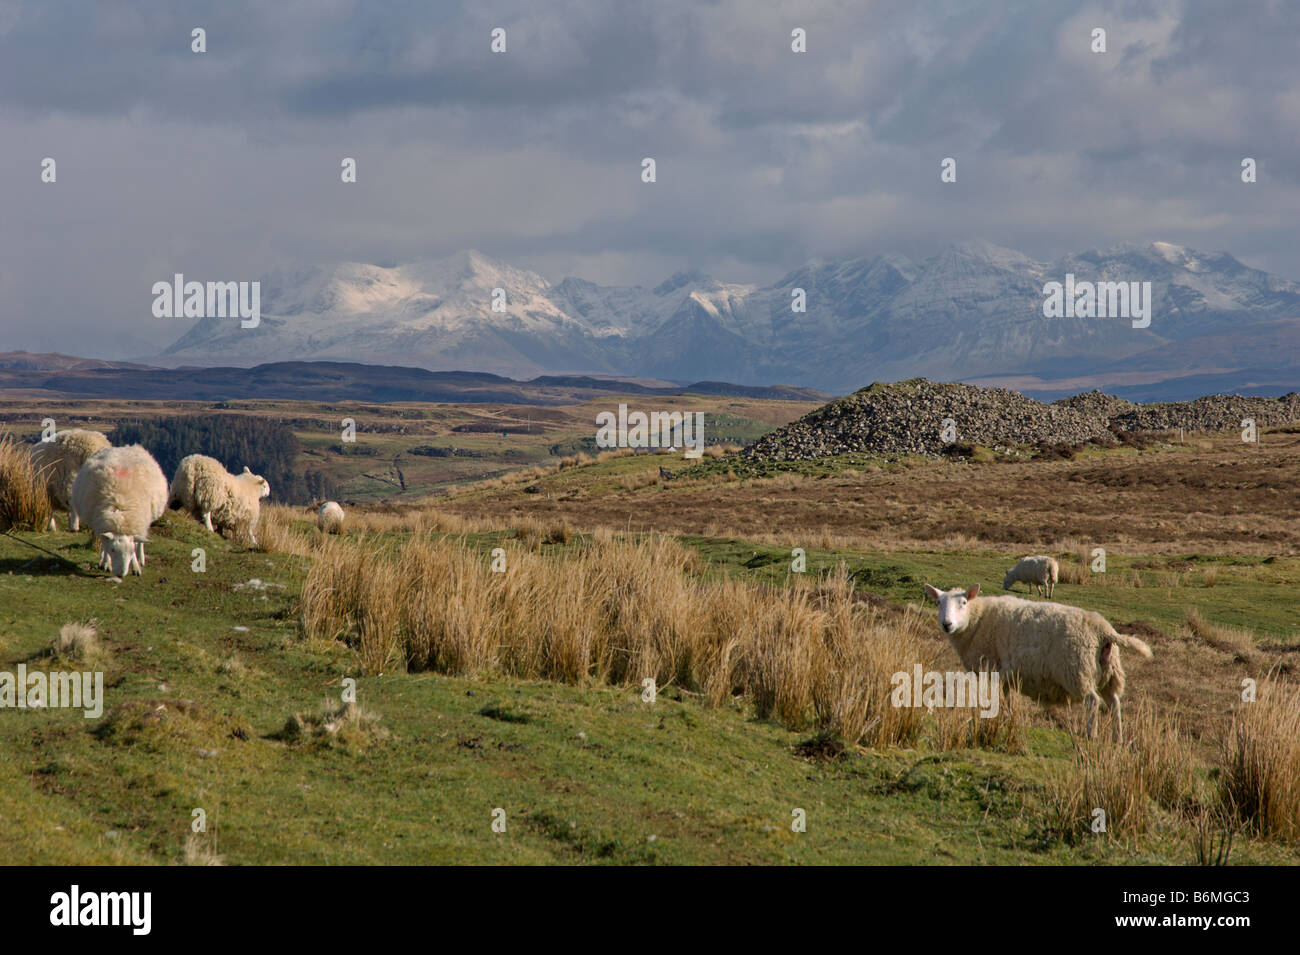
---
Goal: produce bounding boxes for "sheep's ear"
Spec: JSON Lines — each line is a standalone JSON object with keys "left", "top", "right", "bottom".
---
{"left": 243, "top": 466, "right": 251, "bottom": 473}
{"left": 965, "top": 584, "right": 980, "bottom": 600}
{"left": 102, "top": 532, "right": 116, "bottom": 542}
{"left": 923, "top": 584, "right": 941, "bottom": 601}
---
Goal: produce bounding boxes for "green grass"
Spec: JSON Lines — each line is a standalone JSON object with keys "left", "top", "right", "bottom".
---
{"left": 1, "top": 515, "right": 1297, "bottom": 864}
{"left": 681, "top": 537, "right": 1300, "bottom": 641}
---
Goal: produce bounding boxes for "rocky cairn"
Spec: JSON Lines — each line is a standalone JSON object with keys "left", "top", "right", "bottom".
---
{"left": 742, "top": 379, "right": 1300, "bottom": 462}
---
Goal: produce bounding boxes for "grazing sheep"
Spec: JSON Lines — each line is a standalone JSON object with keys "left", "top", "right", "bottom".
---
{"left": 29, "top": 429, "right": 111, "bottom": 531}
{"left": 169, "top": 455, "right": 271, "bottom": 545}
{"left": 923, "top": 583, "right": 1153, "bottom": 741}
{"left": 1003, "top": 554, "right": 1059, "bottom": 598}
{"left": 70, "top": 445, "right": 168, "bottom": 577}
{"left": 317, "top": 500, "right": 345, "bottom": 534}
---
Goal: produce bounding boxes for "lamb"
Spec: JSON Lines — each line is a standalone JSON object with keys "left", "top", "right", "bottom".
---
{"left": 317, "top": 500, "right": 345, "bottom": 534}
{"left": 29, "top": 429, "right": 111, "bottom": 531}
{"left": 1003, "top": 554, "right": 1059, "bottom": 598}
{"left": 169, "top": 455, "right": 271, "bottom": 545}
{"left": 70, "top": 445, "right": 168, "bottom": 577}
{"left": 923, "top": 583, "right": 1153, "bottom": 741}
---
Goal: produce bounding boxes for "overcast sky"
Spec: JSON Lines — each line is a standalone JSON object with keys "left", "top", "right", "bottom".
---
{"left": 1, "top": 0, "right": 1296, "bottom": 359}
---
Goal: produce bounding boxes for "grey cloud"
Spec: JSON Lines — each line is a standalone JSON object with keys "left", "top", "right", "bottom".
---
{"left": 0, "top": 0, "right": 1297, "bottom": 359}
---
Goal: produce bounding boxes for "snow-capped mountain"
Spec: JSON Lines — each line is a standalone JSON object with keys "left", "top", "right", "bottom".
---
{"left": 158, "top": 243, "right": 1300, "bottom": 395}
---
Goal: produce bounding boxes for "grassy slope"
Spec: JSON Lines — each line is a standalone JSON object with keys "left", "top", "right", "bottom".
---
{"left": 2, "top": 509, "right": 1297, "bottom": 865}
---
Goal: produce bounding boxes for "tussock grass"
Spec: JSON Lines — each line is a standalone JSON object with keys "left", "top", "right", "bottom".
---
{"left": 52, "top": 620, "right": 101, "bottom": 663}
{"left": 307, "top": 503, "right": 494, "bottom": 537}
{"left": 254, "top": 504, "right": 319, "bottom": 557}
{"left": 1185, "top": 608, "right": 1256, "bottom": 660}
{"left": 300, "top": 536, "right": 935, "bottom": 747}
{"left": 1189, "top": 806, "right": 1237, "bottom": 865}
{"left": 618, "top": 471, "right": 661, "bottom": 491}
{"left": 1058, "top": 559, "right": 1091, "bottom": 586}
{"left": 280, "top": 699, "right": 390, "bottom": 748}
{"left": 1220, "top": 677, "right": 1300, "bottom": 841}
{"left": 1045, "top": 705, "right": 1197, "bottom": 842}
{"left": 183, "top": 832, "right": 226, "bottom": 866}
{"left": 930, "top": 676, "right": 1030, "bottom": 754}
{"left": 0, "top": 432, "right": 52, "bottom": 533}
{"left": 511, "top": 515, "right": 571, "bottom": 548}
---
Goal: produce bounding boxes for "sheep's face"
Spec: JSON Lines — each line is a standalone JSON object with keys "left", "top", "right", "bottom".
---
{"left": 924, "top": 584, "right": 980, "bottom": 634}
{"left": 243, "top": 467, "right": 271, "bottom": 499}
{"left": 1002, "top": 570, "right": 1015, "bottom": 590}
{"left": 100, "top": 532, "right": 141, "bottom": 577}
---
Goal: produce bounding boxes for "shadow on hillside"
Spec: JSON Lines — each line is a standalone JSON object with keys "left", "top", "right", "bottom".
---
{"left": 0, "top": 555, "right": 98, "bottom": 578}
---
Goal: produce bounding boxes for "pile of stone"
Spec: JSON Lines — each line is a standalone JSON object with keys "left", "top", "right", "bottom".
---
{"left": 742, "top": 379, "right": 1300, "bottom": 463}
{"left": 1105, "top": 394, "right": 1300, "bottom": 433}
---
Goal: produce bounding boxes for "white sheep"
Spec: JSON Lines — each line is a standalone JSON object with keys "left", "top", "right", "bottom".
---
{"left": 1003, "top": 555, "right": 1059, "bottom": 598}
{"left": 29, "top": 429, "right": 111, "bottom": 531}
{"left": 70, "top": 445, "right": 168, "bottom": 577}
{"left": 169, "top": 454, "right": 271, "bottom": 545}
{"left": 923, "top": 583, "right": 1152, "bottom": 741}
{"left": 317, "top": 501, "right": 345, "bottom": 534}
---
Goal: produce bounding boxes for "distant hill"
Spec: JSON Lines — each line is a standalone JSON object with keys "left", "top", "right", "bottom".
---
{"left": 0, "top": 354, "right": 828, "bottom": 406}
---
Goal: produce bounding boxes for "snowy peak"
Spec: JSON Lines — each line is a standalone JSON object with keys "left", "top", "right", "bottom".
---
{"left": 159, "top": 242, "right": 1300, "bottom": 394}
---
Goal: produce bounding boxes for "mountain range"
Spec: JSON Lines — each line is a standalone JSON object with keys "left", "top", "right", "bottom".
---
{"left": 156, "top": 242, "right": 1300, "bottom": 398}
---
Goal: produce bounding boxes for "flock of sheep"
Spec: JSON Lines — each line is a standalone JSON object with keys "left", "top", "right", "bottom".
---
{"left": 27, "top": 428, "right": 1145, "bottom": 741}
{"left": 924, "top": 554, "right": 1151, "bottom": 742}
{"left": 29, "top": 427, "right": 346, "bottom": 577}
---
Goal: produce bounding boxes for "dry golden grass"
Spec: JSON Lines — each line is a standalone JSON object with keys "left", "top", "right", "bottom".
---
{"left": 254, "top": 504, "right": 319, "bottom": 558}
{"left": 1058, "top": 559, "right": 1091, "bottom": 586}
{"left": 299, "top": 535, "right": 937, "bottom": 747}
{"left": 1127, "top": 702, "right": 1197, "bottom": 811}
{"left": 52, "top": 620, "right": 101, "bottom": 663}
{"left": 557, "top": 452, "right": 592, "bottom": 470}
{"left": 1045, "top": 704, "right": 1197, "bottom": 842}
{"left": 1185, "top": 608, "right": 1256, "bottom": 661}
{"left": 512, "top": 515, "right": 545, "bottom": 550}
{"left": 268, "top": 502, "right": 494, "bottom": 541}
{"left": 0, "top": 432, "right": 52, "bottom": 533}
{"left": 929, "top": 676, "right": 1031, "bottom": 754}
{"left": 1220, "top": 677, "right": 1300, "bottom": 841}
{"left": 618, "top": 471, "right": 660, "bottom": 491}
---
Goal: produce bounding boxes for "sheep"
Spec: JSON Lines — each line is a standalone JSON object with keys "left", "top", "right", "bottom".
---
{"left": 70, "top": 445, "right": 168, "bottom": 577}
{"left": 923, "top": 583, "right": 1153, "bottom": 741}
{"left": 1003, "top": 554, "right": 1059, "bottom": 598}
{"left": 317, "top": 500, "right": 345, "bottom": 534}
{"left": 29, "top": 429, "right": 111, "bottom": 531}
{"left": 169, "top": 454, "right": 271, "bottom": 545}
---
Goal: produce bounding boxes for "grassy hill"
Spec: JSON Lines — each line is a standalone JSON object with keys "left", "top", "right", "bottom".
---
{"left": 1, "top": 407, "right": 1297, "bottom": 865}
{"left": 0, "top": 521, "right": 1295, "bottom": 862}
